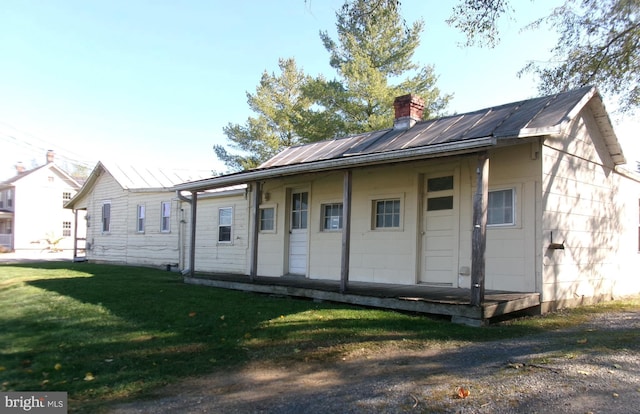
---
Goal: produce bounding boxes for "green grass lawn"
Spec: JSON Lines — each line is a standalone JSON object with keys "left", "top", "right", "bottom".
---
{"left": 1, "top": 262, "right": 638, "bottom": 413}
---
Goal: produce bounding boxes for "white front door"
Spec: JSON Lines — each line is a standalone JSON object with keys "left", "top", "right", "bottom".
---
{"left": 288, "top": 191, "right": 308, "bottom": 275}
{"left": 420, "top": 173, "right": 460, "bottom": 286}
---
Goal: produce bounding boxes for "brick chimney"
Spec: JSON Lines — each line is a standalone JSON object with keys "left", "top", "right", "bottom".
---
{"left": 46, "top": 150, "right": 55, "bottom": 164}
{"left": 15, "top": 162, "right": 25, "bottom": 174}
{"left": 393, "top": 94, "right": 425, "bottom": 130}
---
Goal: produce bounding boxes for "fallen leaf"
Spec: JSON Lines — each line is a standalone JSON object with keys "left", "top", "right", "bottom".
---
{"left": 612, "top": 393, "right": 619, "bottom": 398}
{"left": 84, "top": 372, "right": 95, "bottom": 381}
{"left": 612, "top": 364, "right": 621, "bottom": 369}
{"left": 54, "top": 363, "right": 62, "bottom": 371}
{"left": 508, "top": 363, "right": 524, "bottom": 369}
{"left": 577, "top": 370, "right": 589, "bottom": 376}
{"left": 244, "top": 333, "right": 251, "bottom": 339}
{"left": 0, "top": 366, "right": 5, "bottom": 372}
{"left": 188, "top": 312, "right": 196, "bottom": 317}
{"left": 456, "top": 387, "right": 470, "bottom": 399}
{"left": 577, "top": 338, "right": 588, "bottom": 344}
{"left": 220, "top": 315, "right": 225, "bottom": 320}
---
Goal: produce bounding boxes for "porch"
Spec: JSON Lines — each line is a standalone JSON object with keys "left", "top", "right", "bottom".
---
{"left": 184, "top": 273, "right": 541, "bottom": 326}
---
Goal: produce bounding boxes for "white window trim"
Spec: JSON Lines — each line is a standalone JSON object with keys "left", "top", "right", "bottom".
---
{"left": 136, "top": 204, "right": 145, "bottom": 233}
{"left": 369, "top": 193, "right": 405, "bottom": 231}
{"left": 160, "top": 201, "right": 171, "bottom": 233}
{"left": 218, "top": 206, "right": 233, "bottom": 244}
{"left": 487, "top": 187, "right": 517, "bottom": 228}
{"left": 259, "top": 204, "right": 277, "bottom": 234}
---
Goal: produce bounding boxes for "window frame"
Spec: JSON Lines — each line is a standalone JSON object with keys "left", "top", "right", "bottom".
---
{"left": 136, "top": 204, "right": 146, "bottom": 233}
{"left": 371, "top": 195, "right": 404, "bottom": 231}
{"left": 259, "top": 205, "right": 276, "bottom": 233}
{"left": 321, "top": 202, "right": 343, "bottom": 231}
{"left": 160, "top": 201, "right": 171, "bottom": 233}
{"left": 62, "top": 221, "right": 71, "bottom": 237}
{"left": 101, "top": 201, "right": 111, "bottom": 233}
{"left": 218, "top": 206, "right": 233, "bottom": 243}
{"left": 487, "top": 187, "right": 516, "bottom": 227}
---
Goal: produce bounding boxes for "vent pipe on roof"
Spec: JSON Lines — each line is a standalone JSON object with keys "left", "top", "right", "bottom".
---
{"left": 46, "top": 150, "right": 55, "bottom": 164}
{"left": 15, "top": 162, "right": 25, "bottom": 174}
{"left": 393, "top": 94, "right": 424, "bottom": 130}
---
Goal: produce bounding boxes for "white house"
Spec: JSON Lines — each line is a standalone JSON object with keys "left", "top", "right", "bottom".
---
{"left": 0, "top": 151, "right": 82, "bottom": 252}
{"left": 175, "top": 86, "right": 640, "bottom": 313}
{"left": 64, "top": 162, "right": 248, "bottom": 270}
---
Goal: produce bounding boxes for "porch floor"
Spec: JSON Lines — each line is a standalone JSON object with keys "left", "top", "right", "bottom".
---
{"left": 184, "top": 273, "right": 541, "bottom": 325}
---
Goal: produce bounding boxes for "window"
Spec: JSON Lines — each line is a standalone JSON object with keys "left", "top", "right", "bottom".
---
{"left": 374, "top": 199, "right": 400, "bottom": 229}
{"left": 102, "top": 202, "right": 111, "bottom": 232}
{"left": 291, "top": 192, "right": 308, "bottom": 229}
{"left": 218, "top": 207, "right": 232, "bottom": 242}
{"left": 62, "top": 221, "right": 71, "bottom": 237}
{"left": 260, "top": 207, "right": 275, "bottom": 232}
{"left": 322, "top": 203, "right": 343, "bottom": 231}
{"left": 427, "top": 175, "right": 454, "bottom": 211}
{"left": 160, "top": 202, "right": 171, "bottom": 232}
{"left": 137, "top": 205, "right": 145, "bottom": 233}
{"left": 488, "top": 189, "right": 515, "bottom": 226}
{"left": 7, "top": 190, "right": 12, "bottom": 207}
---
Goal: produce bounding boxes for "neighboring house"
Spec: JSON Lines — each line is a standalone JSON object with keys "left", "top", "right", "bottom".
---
{"left": 175, "top": 86, "right": 640, "bottom": 312}
{"left": 64, "top": 162, "right": 246, "bottom": 270}
{"left": 0, "top": 151, "right": 82, "bottom": 252}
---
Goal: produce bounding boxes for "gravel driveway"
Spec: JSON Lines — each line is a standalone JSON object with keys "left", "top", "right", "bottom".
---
{"left": 109, "top": 309, "right": 640, "bottom": 414}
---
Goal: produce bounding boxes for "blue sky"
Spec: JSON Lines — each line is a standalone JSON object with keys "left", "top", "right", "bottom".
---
{"left": 1, "top": 0, "right": 637, "bottom": 180}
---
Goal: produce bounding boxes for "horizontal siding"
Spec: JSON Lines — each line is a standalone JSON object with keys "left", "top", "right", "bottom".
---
{"left": 194, "top": 197, "right": 249, "bottom": 274}
{"left": 541, "top": 109, "right": 640, "bottom": 302}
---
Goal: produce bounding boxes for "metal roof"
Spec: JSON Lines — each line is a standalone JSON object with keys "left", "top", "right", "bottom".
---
{"left": 259, "top": 85, "right": 604, "bottom": 168}
{"left": 101, "top": 163, "right": 214, "bottom": 190}
{"left": 65, "top": 161, "right": 215, "bottom": 209}
{"left": 175, "top": 86, "right": 625, "bottom": 192}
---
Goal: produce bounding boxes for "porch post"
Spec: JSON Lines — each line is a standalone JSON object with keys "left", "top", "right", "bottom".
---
{"left": 471, "top": 152, "right": 489, "bottom": 306}
{"left": 73, "top": 209, "right": 79, "bottom": 260}
{"left": 250, "top": 181, "right": 261, "bottom": 281}
{"left": 189, "top": 191, "right": 198, "bottom": 278}
{"left": 340, "top": 169, "right": 352, "bottom": 293}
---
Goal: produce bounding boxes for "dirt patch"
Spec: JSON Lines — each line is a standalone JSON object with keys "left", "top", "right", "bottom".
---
{"left": 109, "top": 311, "right": 640, "bottom": 414}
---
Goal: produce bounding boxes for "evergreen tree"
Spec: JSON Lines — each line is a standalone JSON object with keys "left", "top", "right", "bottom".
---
{"left": 304, "top": 0, "right": 450, "bottom": 137}
{"left": 214, "top": 58, "right": 311, "bottom": 171}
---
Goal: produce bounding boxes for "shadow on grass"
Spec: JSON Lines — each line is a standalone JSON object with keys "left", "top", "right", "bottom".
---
{"left": 2, "top": 262, "right": 636, "bottom": 413}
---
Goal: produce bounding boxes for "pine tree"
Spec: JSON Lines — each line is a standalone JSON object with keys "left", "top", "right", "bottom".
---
{"left": 303, "top": 0, "right": 451, "bottom": 137}
{"left": 214, "top": 58, "right": 311, "bottom": 171}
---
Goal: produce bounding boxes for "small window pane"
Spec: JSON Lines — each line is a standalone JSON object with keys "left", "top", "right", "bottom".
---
{"left": 161, "top": 202, "right": 171, "bottom": 232}
{"left": 137, "top": 205, "right": 145, "bottom": 232}
{"left": 488, "top": 189, "right": 515, "bottom": 225}
{"left": 427, "top": 196, "right": 454, "bottom": 211}
{"left": 427, "top": 176, "right": 454, "bottom": 192}
{"left": 375, "top": 199, "right": 400, "bottom": 229}
{"left": 322, "top": 203, "right": 343, "bottom": 230}
{"left": 218, "top": 207, "right": 232, "bottom": 242}
{"left": 260, "top": 207, "right": 274, "bottom": 231}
